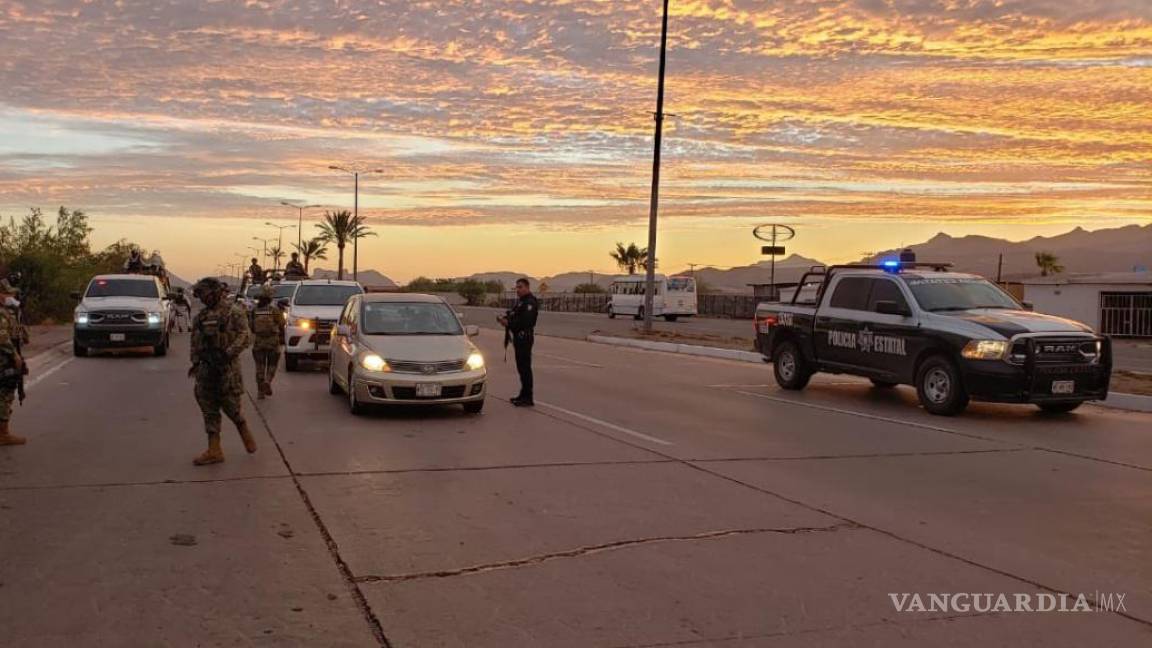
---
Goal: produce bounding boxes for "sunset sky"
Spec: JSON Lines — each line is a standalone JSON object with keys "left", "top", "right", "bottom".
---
{"left": 1, "top": 0, "right": 1149, "bottom": 282}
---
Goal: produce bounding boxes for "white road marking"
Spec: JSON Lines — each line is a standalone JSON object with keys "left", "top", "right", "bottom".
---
{"left": 730, "top": 389, "right": 966, "bottom": 436}
{"left": 26, "top": 356, "right": 75, "bottom": 388}
{"left": 534, "top": 400, "right": 674, "bottom": 446}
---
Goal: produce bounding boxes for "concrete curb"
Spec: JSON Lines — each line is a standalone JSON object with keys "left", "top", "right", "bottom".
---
{"left": 587, "top": 334, "right": 764, "bottom": 364}
{"left": 1096, "top": 392, "right": 1152, "bottom": 414}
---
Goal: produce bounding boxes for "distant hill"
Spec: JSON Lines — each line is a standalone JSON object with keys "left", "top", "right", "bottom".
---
{"left": 862, "top": 224, "right": 1152, "bottom": 279}
{"left": 311, "top": 267, "right": 397, "bottom": 287}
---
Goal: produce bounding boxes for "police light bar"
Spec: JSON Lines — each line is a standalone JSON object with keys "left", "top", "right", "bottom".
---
{"left": 882, "top": 260, "right": 902, "bottom": 273}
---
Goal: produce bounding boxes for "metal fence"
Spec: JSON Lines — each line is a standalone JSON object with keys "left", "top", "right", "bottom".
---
{"left": 1100, "top": 292, "right": 1152, "bottom": 338}
{"left": 496, "top": 293, "right": 759, "bottom": 319}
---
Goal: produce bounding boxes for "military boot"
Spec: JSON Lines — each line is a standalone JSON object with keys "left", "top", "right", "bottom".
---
{"left": 193, "top": 434, "right": 224, "bottom": 465}
{"left": 0, "top": 421, "right": 27, "bottom": 446}
{"left": 237, "top": 422, "right": 258, "bottom": 454}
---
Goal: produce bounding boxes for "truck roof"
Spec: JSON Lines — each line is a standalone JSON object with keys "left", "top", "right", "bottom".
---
{"left": 832, "top": 269, "right": 984, "bottom": 282}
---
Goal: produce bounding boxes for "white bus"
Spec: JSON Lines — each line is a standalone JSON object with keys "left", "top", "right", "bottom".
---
{"left": 608, "top": 274, "right": 698, "bottom": 322}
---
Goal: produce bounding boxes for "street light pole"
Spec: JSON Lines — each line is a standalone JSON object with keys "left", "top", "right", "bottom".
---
{"left": 265, "top": 223, "right": 293, "bottom": 273}
{"left": 643, "top": 0, "right": 671, "bottom": 334}
{"left": 281, "top": 202, "right": 321, "bottom": 251}
{"left": 329, "top": 165, "right": 384, "bottom": 282}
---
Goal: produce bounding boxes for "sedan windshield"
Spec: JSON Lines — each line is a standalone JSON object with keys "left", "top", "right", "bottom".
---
{"left": 907, "top": 278, "right": 1020, "bottom": 312}
{"left": 362, "top": 302, "right": 462, "bottom": 336}
{"left": 293, "top": 285, "right": 362, "bottom": 306}
{"left": 86, "top": 279, "right": 159, "bottom": 299}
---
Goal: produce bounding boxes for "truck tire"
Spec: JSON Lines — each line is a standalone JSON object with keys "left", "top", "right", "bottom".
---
{"left": 915, "top": 355, "right": 969, "bottom": 416}
{"left": 153, "top": 336, "right": 168, "bottom": 357}
{"left": 73, "top": 341, "right": 88, "bottom": 357}
{"left": 773, "top": 340, "right": 812, "bottom": 390}
{"left": 1037, "top": 401, "right": 1082, "bottom": 414}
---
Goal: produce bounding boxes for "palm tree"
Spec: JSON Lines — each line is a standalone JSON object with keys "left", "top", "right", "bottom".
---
{"left": 316, "top": 210, "right": 375, "bottom": 279}
{"left": 609, "top": 242, "right": 649, "bottom": 275}
{"left": 1035, "top": 251, "right": 1064, "bottom": 277}
{"left": 268, "top": 245, "right": 285, "bottom": 273}
{"left": 293, "top": 237, "right": 329, "bottom": 274}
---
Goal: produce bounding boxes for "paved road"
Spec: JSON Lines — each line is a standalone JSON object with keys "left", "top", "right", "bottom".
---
{"left": 1, "top": 331, "right": 1150, "bottom": 646}
{"left": 461, "top": 306, "right": 755, "bottom": 347}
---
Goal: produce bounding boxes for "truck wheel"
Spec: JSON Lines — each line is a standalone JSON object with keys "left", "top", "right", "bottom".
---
{"left": 916, "top": 356, "right": 969, "bottom": 416}
{"left": 870, "top": 379, "right": 898, "bottom": 389}
{"left": 153, "top": 336, "right": 168, "bottom": 357}
{"left": 1037, "top": 401, "right": 1082, "bottom": 414}
{"left": 773, "top": 341, "right": 811, "bottom": 390}
{"left": 73, "top": 341, "right": 88, "bottom": 357}
{"left": 284, "top": 355, "right": 299, "bottom": 372}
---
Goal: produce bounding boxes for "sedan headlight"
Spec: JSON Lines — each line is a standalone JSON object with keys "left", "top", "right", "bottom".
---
{"left": 360, "top": 353, "right": 389, "bottom": 372}
{"left": 466, "top": 352, "right": 485, "bottom": 370}
{"left": 961, "top": 340, "right": 1009, "bottom": 360}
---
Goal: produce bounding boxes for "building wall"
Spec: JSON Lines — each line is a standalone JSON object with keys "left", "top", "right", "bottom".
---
{"left": 1023, "top": 284, "right": 1103, "bottom": 329}
{"left": 1024, "top": 282, "right": 1152, "bottom": 332}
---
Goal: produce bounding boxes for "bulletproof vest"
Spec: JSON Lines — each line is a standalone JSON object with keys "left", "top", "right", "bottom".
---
{"left": 252, "top": 307, "right": 278, "bottom": 336}
{"left": 197, "top": 305, "right": 237, "bottom": 351}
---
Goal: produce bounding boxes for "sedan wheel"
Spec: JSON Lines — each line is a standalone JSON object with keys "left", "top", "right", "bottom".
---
{"left": 347, "top": 369, "right": 366, "bottom": 415}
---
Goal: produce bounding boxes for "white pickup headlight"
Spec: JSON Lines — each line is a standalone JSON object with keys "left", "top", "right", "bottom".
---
{"left": 75, "top": 311, "right": 89, "bottom": 324}
{"left": 466, "top": 352, "right": 485, "bottom": 370}
{"left": 961, "top": 340, "right": 1009, "bottom": 360}
{"left": 360, "top": 353, "right": 389, "bottom": 372}
{"left": 147, "top": 312, "right": 162, "bottom": 325}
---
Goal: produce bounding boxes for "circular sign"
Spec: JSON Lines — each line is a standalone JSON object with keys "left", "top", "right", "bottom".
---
{"left": 753, "top": 224, "right": 796, "bottom": 243}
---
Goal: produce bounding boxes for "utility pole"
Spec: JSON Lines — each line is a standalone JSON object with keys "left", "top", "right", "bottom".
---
{"left": 329, "top": 165, "right": 383, "bottom": 281}
{"left": 643, "top": 0, "right": 671, "bottom": 333}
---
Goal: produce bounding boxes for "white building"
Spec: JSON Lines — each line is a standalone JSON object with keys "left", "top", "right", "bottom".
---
{"left": 1022, "top": 273, "right": 1152, "bottom": 338}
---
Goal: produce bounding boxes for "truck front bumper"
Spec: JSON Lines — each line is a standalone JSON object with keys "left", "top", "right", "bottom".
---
{"left": 960, "top": 360, "right": 1110, "bottom": 404}
{"left": 74, "top": 326, "right": 165, "bottom": 349}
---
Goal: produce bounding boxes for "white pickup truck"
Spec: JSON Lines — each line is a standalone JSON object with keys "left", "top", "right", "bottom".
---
{"left": 72, "top": 274, "right": 174, "bottom": 357}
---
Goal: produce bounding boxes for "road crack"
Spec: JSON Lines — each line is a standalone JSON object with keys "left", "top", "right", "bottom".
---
{"left": 354, "top": 522, "right": 857, "bottom": 584}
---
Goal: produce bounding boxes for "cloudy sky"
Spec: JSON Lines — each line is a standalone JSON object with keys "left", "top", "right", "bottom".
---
{"left": 1, "top": 0, "right": 1149, "bottom": 281}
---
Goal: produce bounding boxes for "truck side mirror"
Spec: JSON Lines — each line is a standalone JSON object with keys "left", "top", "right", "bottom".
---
{"left": 875, "top": 300, "right": 911, "bottom": 317}
{"left": 335, "top": 324, "right": 351, "bottom": 338}
{"left": 465, "top": 325, "right": 480, "bottom": 337}
{"left": 1021, "top": 301, "right": 1034, "bottom": 312}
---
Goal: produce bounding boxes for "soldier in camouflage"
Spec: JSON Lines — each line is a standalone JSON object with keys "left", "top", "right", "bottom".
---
{"left": 249, "top": 285, "right": 286, "bottom": 399}
{"left": 0, "top": 279, "right": 27, "bottom": 446}
{"left": 189, "top": 277, "right": 256, "bottom": 465}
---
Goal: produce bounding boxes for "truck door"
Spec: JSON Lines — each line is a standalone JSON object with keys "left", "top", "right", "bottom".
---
{"left": 859, "top": 278, "right": 922, "bottom": 382}
{"left": 815, "top": 276, "right": 872, "bottom": 370}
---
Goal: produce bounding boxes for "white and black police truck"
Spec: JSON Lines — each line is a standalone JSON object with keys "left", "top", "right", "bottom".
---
{"left": 754, "top": 258, "right": 1112, "bottom": 416}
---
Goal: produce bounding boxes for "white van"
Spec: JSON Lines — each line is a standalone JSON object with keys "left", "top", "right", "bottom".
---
{"left": 608, "top": 274, "right": 698, "bottom": 322}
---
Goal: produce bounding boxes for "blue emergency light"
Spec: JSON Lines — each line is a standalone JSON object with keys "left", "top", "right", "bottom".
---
{"left": 881, "top": 260, "right": 902, "bottom": 273}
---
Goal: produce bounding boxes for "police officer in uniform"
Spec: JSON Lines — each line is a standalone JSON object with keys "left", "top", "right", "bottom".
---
{"left": 249, "top": 285, "right": 286, "bottom": 399}
{"left": 0, "top": 279, "right": 27, "bottom": 446}
{"left": 498, "top": 278, "right": 539, "bottom": 407}
{"left": 189, "top": 277, "right": 256, "bottom": 465}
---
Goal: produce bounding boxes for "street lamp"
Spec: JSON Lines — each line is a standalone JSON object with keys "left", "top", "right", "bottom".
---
{"left": 329, "top": 165, "right": 384, "bottom": 281}
{"left": 252, "top": 236, "right": 275, "bottom": 269}
{"left": 280, "top": 201, "right": 322, "bottom": 250}
{"left": 265, "top": 222, "right": 293, "bottom": 272}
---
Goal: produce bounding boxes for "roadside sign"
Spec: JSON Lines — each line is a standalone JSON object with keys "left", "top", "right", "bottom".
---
{"left": 762, "top": 246, "right": 786, "bottom": 256}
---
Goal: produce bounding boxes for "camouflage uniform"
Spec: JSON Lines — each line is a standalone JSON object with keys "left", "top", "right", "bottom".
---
{"left": 249, "top": 297, "right": 286, "bottom": 397}
{"left": 191, "top": 288, "right": 253, "bottom": 452}
{"left": 0, "top": 280, "right": 27, "bottom": 445}
{"left": 0, "top": 306, "right": 19, "bottom": 424}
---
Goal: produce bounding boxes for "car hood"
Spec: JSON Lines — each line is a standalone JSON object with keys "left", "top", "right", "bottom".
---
{"left": 287, "top": 305, "right": 344, "bottom": 320}
{"left": 359, "top": 334, "right": 476, "bottom": 362}
{"left": 79, "top": 296, "right": 163, "bottom": 311}
{"left": 941, "top": 309, "right": 1095, "bottom": 338}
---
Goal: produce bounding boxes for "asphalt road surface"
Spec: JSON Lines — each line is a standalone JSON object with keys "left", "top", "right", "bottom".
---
{"left": 460, "top": 306, "right": 755, "bottom": 346}
{"left": 2, "top": 330, "right": 1151, "bottom": 646}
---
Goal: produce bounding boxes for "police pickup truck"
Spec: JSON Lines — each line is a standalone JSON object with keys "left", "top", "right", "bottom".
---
{"left": 754, "top": 261, "right": 1111, "bottom": 416}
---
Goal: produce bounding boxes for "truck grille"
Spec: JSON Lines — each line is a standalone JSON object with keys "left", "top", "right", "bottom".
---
{"left": 1010, "top": 337, "right": 1102, "bottom": 365}
{"left": 88, "top": 310, "right": 148, "bottom": 326}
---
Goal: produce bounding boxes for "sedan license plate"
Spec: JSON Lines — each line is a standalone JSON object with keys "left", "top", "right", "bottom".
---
{"left": 1051, "top": 380, "right": 1075, "bottom": 395}
{"left": 416, "top": 383, "right": 442, "bottom": 398}
{"left": 109, "top": 333, "right": 126, "bottom": 342}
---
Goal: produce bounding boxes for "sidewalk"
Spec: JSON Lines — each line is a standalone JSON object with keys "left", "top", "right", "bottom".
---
{"left": 23, "top": 325, "right": 71, "bottom": 359}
